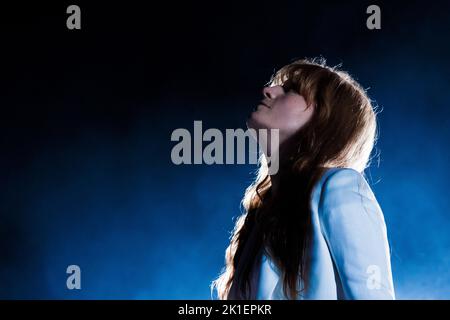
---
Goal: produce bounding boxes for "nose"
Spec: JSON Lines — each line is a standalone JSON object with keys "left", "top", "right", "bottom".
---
{"left": 263, "top": 85, "right": 283, "bottom": 99}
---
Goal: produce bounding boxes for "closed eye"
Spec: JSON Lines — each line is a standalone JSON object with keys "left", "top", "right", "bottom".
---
{"left": 282, "top": 84, "right": 293, "bottom": 93}
{"left": 282, "top": 80, "right": 295, "bottom": 93}
{"left": 282, "top": 80, "right": 300, "bottom": 95}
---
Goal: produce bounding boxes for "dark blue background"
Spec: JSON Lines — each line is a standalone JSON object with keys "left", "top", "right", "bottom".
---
{"left": 1, "top": 1, "right": 449, "bottom": 299}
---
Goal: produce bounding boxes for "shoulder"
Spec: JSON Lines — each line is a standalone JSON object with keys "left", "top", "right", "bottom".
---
{"left": 320, "top": 167, "right": 372, "bottom": 199}
{"left": 318, "top": 167, "right": 379, "bottom": 218}
{"left": 323, "top": 167, "right": 365, "bottom": 186}
{"left": 317, "top": 167, "right": 387, "bottom": 237}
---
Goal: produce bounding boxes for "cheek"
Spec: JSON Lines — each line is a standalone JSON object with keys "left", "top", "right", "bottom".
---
{"left": 274, "top": 99, "right": 314, "bottom": 133}
{"left": 293, "top": 105, "right": 314, "bottom": 127}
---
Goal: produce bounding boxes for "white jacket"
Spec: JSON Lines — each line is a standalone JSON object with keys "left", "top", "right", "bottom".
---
{"left": 229, "top": 167, "right": 395, "bottom": 300}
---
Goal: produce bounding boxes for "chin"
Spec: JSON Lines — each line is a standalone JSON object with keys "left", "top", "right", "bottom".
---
{"left": 246, "top": 112, "right": 265, "bottom": 130}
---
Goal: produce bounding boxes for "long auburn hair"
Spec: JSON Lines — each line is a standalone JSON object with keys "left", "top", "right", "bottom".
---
{"left": 211, "top": 57, "right": 379, "bottom": 300}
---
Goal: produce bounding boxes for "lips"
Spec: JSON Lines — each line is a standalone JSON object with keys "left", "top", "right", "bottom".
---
{"left": 259, "top": 101, "right": 271, "bottom": 109}
{"left": 253, "top": 100, "right": 271, "bottom": 112}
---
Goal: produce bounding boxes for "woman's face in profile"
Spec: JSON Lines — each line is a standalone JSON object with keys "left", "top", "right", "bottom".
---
{"left": 247, "top": 85, "right": 315, "bottom": 139}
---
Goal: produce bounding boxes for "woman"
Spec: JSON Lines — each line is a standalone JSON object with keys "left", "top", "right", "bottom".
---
{"left": 211, "top": 57, "right": 395, "bottom": 300}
